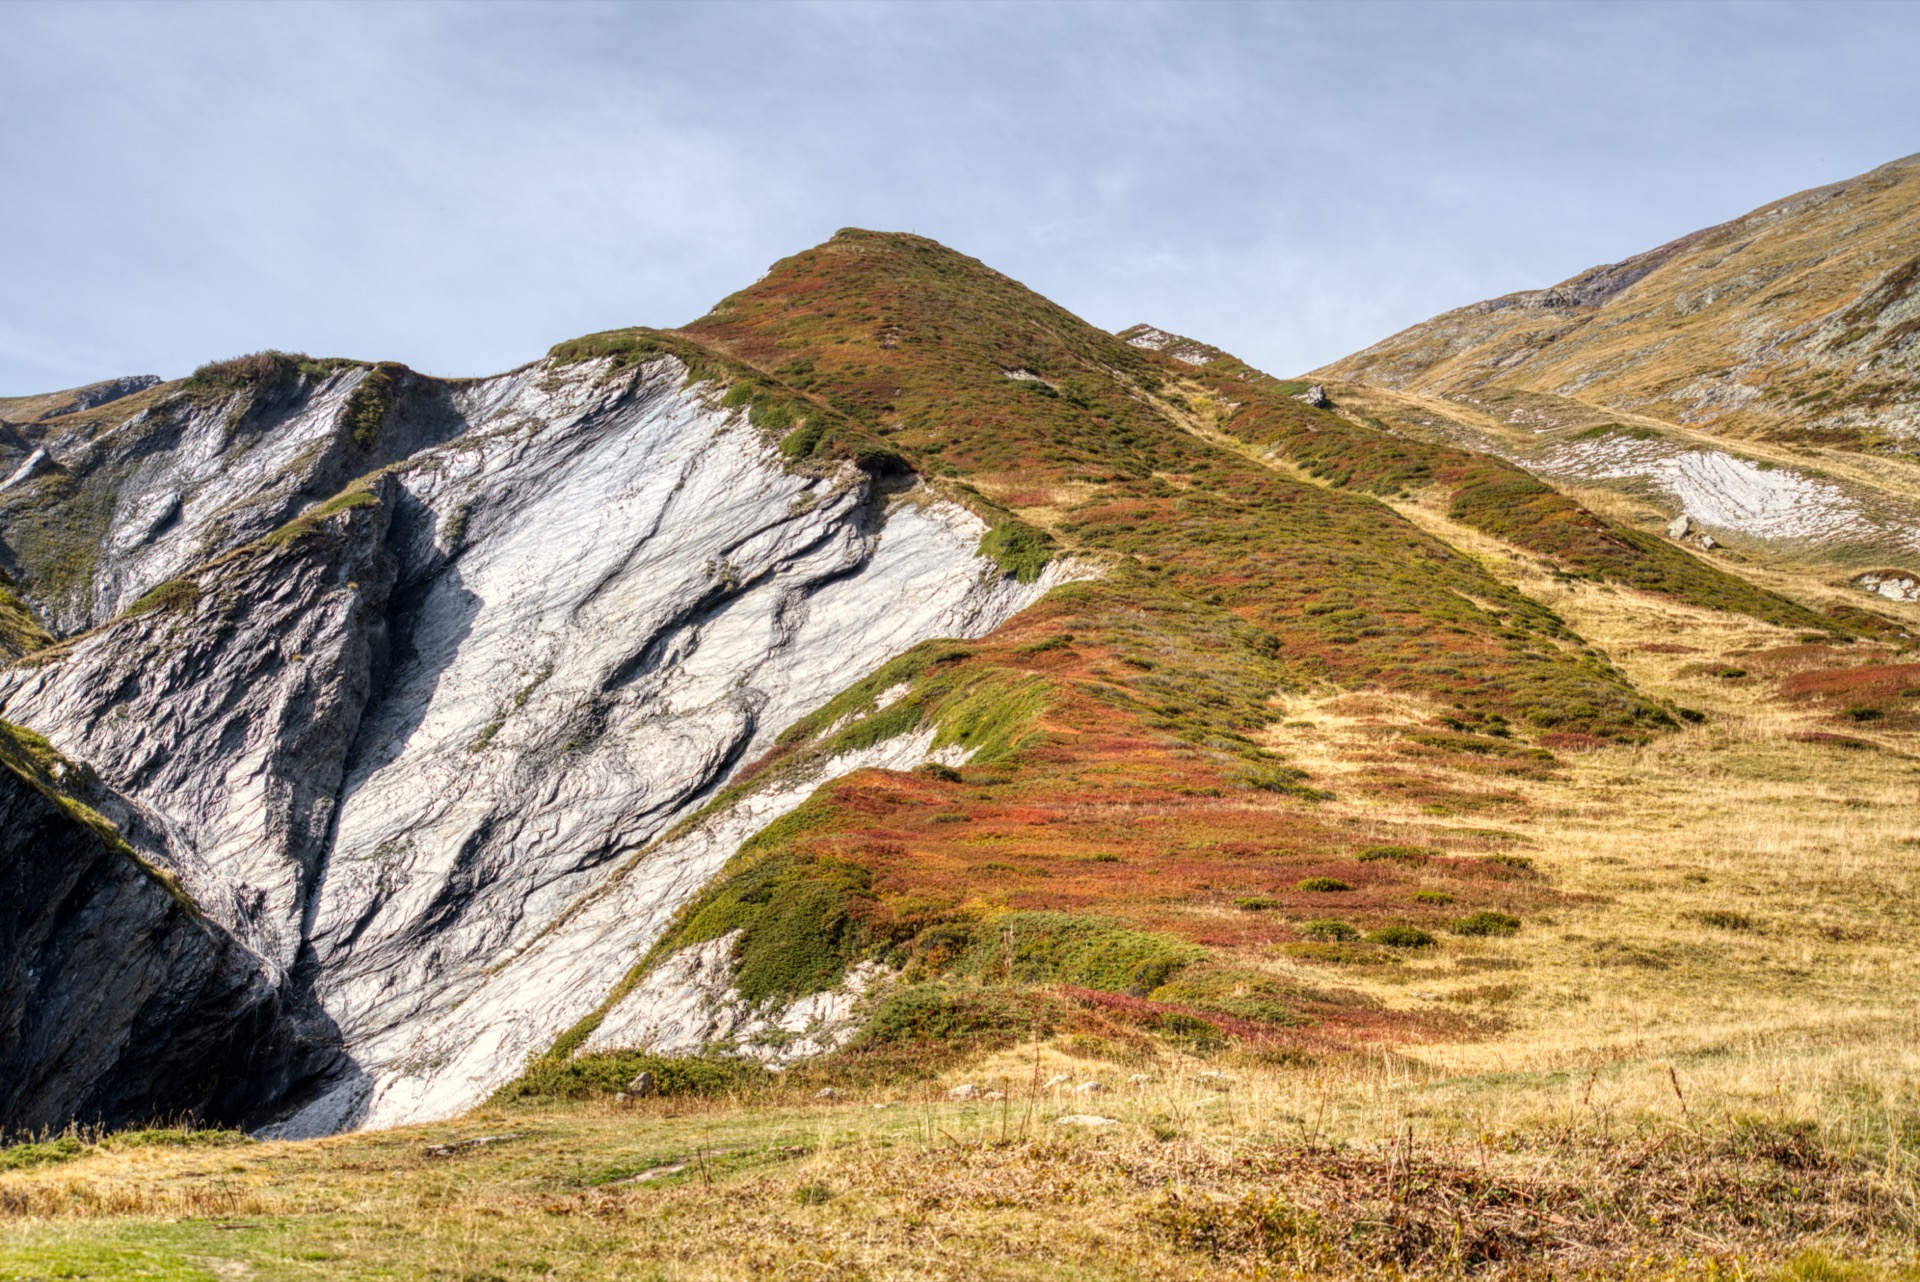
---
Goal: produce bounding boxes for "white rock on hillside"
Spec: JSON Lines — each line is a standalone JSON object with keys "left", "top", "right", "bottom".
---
{"left": 1, "top": 353, "right": 1088, "bottom": 1135}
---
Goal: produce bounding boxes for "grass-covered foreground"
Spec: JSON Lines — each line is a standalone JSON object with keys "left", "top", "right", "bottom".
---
{"left": 9, "top": 675, "right": 1920, "bottom": 1279}
{"left": 2, "top": 1047, "right": 1915, "bottom": 1282}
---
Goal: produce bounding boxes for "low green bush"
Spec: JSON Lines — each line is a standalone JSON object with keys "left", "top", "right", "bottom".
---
{"left": 957, "top": 912, "right": 1199, "bottom": 995}
{"left": 1281, "top": 940, "right": 1394, "bottom": 965}
{"left": 0, "top": 1136, "right": 85, "bottom": 1172}
{"left": 1296, "top": 877, "right": 1351, "bottom": 892}
{"left": 1150, "top": 968, "right": 1301, "bottom": 1026}
{"left": 978, "top": 520, "right": 1054, "bottom": 583}
{"left": 1367, "top": 925, "right": 1437, "bottom": 949}
{"left": 492, "top": 1052, "right": 767, "bottom": 1103}
{"left": 1299, "top": 919, "right": 1357, "bottom": 942}
{"left": 851, "top": 983, "right": 1057, "bottom": 1051}
{"left": 1451, "top": 911, "right": 1521, "bottom": 937}
{"left": 124, "top": 578, "right": 201, "bottom": 617}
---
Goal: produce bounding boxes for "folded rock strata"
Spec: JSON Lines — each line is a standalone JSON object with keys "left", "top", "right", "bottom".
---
{"left": 0, "top": 353, "right": 1078, "bottom": 1133}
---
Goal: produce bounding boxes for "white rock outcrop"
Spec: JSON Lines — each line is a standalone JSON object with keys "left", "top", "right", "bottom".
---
{"left": 0, "top": 353, "right": 1086, "bottom": 1133}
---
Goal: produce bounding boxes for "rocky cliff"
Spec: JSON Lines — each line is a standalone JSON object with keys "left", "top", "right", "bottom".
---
{"left": 0, "top": 343, "right": 1069, "bottom": 1134}
{"left": 0, "top": 723, "right": 335, "bottom": 1137}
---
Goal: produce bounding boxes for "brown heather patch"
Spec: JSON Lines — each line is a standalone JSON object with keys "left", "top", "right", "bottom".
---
{"left": 1780, "top": 662, "right": 1920, "bottom": 704}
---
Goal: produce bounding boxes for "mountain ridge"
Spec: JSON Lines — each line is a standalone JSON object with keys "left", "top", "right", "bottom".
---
{"left": 0, "top": 198, "right": 1916, "bottom": 1142}
{"left": 1317, "top": 152, "right": 1920, "bottom": 451}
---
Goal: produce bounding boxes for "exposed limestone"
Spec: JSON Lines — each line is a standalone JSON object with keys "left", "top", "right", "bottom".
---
{"left": 0, "top": 352, "right": 1083, "bottom": 1135}
{"left": 581, "top": 936, "right": 891, "bottom": 1067}
{"left": 1856, "top": 570, "right": 1920, "bottom": 603}
{"left": 0, "top": 448, "right": 55, "bottom": 492}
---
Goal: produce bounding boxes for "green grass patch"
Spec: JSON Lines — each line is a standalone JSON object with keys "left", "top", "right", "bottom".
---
{"left": 0, "top": 1135, "right": 85, "bottom": 1171}
{"left": 491, "top": 1052, "right": 769, "bottom": 1104}
{"left": 1450, "top": 911, "right": 1521, "bottom": 937}
{"left": 1691, "top": 910, "right": 1758, "bottom": 932}
{"left": 261, "top": 484, "right": 383, "bottom": 549}
{"left": 1150, "top": 967, "right": 1303, "bottom": 1026}
{"left": 1366, "top": 924, "right": 1437, "bottom": 949}
{"left": 978, "top": 518, "right": 1055, "bottom": 583}
{"left": 124, "top": 577, "right": 201, "bottom": 618}
{"left": 847, "top": 983, "right": 1061, "bottom": 1056}
{"left": 0, "top": 581, "right": 53, "bottom": 656}
{"left": 342, "top": 363, "right": 403, "bottom": 448}
{"left": 955, "top": 911, "right": 1200, "bottom": 996}
{"left": 1357, "top": 844, "right": 1434, "bottom": 864}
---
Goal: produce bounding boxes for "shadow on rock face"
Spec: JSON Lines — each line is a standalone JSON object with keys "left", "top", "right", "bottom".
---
{"left": 0, "top": 767, "right": 349, "bottom": 1139}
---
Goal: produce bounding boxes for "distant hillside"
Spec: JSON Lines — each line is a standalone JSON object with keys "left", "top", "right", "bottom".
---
{"left": 1318, "top": 154, "right": 1920, "bottom": 453}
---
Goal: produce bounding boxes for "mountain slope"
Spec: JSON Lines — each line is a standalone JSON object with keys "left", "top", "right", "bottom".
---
{"left": 0, "top": 225, "right": 1893, "bottom": 1138}
{"left": 1318, "top": 152, "right": 1920, "bottom": 451}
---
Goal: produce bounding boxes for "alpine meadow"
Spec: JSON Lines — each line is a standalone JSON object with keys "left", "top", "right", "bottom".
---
{"left": 4, "top": 145, "right": 1920, "bottom": 1281}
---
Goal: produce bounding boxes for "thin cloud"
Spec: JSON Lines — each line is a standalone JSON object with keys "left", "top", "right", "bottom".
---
{"left": 2, "top": 0, "right": 1916, "bottom": 394}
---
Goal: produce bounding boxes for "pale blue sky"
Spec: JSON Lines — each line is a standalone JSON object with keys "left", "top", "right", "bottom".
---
{"left": 3, "top": 0, "right": 1917, "bottom": 395}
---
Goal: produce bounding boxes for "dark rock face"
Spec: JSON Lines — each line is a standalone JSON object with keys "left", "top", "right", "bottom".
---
{"left": 0, "top": 768, "right": 338, "bottom": 1137}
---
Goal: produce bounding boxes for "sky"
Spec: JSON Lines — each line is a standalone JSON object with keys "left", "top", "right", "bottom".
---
{"left": 3, "top": 0, "right": 1919, "bottom": 397}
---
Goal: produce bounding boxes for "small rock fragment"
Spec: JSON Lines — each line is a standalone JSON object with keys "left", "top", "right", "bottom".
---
{"left": 948, "top": 1083, "right": 981, "bottom": 1100}
{"left": 1042, "top": 1074, "right": 1073, "bottom": 1091}
{"left": 1293, "top": 384, "right": 1331, "bottom": 409}
{"left": 816, "top": 1087, "right": 843, "bottom": 1100}
{"left": 984, "top": 1090, "right": 1006, "bottom": 1101}
{"left": 626, "top": 1071, "right": 657, "bottom": 1098}
{"left": 1055, "top": 1114, "right": 1119, "bottom": 1128}
{"left": 1074, "top": 1081, "right": 1108, "bottom": 1095}
{"left": 1667, "top": 513, "right": 1693, "bottom": 540}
